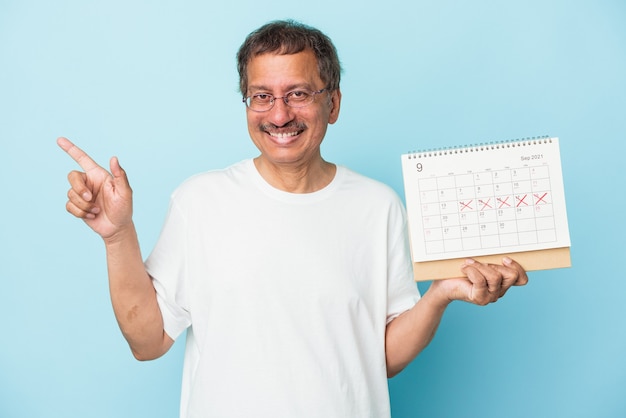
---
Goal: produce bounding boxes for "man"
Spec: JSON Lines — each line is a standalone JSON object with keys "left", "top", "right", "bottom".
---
{"left": 59, "top": 20, "right": 527, "bottom": 418}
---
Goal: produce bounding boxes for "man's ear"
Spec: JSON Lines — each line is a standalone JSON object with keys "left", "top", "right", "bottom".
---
{"left": 328, "top": 88, "right": 341, "bottom": 124}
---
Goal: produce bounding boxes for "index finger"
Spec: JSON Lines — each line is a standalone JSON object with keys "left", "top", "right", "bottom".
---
{"left": 57, "top": 137, "right": 101, "bottom": 172}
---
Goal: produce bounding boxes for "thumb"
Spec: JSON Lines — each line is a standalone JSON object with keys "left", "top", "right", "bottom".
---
{"left": 109, "top": 156, "right": 124, "bottom": 178}
{"left": 109, "top": 156, "right": 131, "bottom": 190}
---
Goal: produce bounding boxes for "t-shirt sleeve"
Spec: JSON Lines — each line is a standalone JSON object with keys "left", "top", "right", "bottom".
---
{"left": 386, "top": 198, "right": 421, "bottom": 324}
{"left": 144, "top": 198, "right": 192, "bottom": 340}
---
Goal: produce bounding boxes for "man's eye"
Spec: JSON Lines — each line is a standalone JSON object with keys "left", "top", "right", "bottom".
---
{"left": 289, "top": 91, "right": 309, "bottom": 100}
{"left": 253, "top": 94, "right": 272, "bottom": 102}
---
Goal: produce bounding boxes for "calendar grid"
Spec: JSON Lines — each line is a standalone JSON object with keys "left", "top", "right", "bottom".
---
{"left": 417, "top": 165, "right": 557, "bottom": 256}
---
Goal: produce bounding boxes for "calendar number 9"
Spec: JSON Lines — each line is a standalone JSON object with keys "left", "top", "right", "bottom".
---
{"left": 416, "top": 162, "right": 423, "bottom": 172}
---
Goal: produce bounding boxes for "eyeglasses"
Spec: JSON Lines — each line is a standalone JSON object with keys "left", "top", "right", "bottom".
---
{"left": 243, "top": 88, "right": 328, "bottom": 112}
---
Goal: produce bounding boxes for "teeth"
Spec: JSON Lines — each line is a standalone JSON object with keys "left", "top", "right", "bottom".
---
{"left": 269, "top": 131, "right": 299, "bottom": 139}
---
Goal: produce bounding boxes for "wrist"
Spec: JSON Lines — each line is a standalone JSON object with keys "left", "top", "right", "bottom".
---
{"left": 422, "top": 281, "right": 455, "bottom": 311}
{"left": 103, "top": 222, "right": 137, "bottom": 247}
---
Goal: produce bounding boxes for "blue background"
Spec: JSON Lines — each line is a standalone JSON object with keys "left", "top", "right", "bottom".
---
{"left": 1, "top": 1, "right": 625, "bottom": 417}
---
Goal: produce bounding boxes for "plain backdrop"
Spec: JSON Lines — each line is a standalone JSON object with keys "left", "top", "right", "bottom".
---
{"left": 1, "top": 1, "right": 625, "bottom": 417}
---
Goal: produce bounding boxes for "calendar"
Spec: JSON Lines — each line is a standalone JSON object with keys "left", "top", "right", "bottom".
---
{"left": 401, "top": 137, "right": 571, "bottom": 281}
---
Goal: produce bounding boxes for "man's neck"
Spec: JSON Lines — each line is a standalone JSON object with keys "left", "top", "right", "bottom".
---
{"left": 253, "top": 157, "right": 337, "bottom": 193}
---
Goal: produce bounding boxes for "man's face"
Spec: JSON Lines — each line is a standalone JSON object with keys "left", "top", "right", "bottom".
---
{"left": 245, "top": 50, "right": 341, "bottom": 169}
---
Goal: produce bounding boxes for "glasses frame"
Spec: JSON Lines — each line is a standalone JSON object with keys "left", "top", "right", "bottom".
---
{"left": 243, "top": 88, "right": 329, "bottom": 112}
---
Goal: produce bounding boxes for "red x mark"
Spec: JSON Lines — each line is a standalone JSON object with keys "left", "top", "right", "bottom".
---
{"left": 497, "top": 197, "right": 511, "bottom": 208}
{"left": 459, "top": 200, "right": 473, "bottom": 211}
{"left": 516, "top": 194, "right": 529, "bottom": 207}
{"left": 534, "top": 192, "right": 548, "bottom": 205}
{"left": 479, "top": 199, "right": 492, "bottom": 210}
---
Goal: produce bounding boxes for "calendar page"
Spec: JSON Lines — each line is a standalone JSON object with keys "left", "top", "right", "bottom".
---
{"left": 401, "top": 137, "right": 570, "bottom": 268}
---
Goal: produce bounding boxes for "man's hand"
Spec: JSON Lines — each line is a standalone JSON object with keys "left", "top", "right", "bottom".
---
{"left": 429, "top": 257, "right": 528, "bottom": 306}
{"left": 57, "top": 137, "right": 133, "bottom": 240}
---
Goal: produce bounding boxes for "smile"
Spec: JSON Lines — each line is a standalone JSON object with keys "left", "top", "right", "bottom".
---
{"left": 268, "top": 130, "right": 301, "bottom": 139}
{"left": 261, "top": 122, "right": 307, "bottom": 141}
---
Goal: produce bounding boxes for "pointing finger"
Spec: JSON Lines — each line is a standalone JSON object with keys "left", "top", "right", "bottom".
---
{"left": 57, "top": 137, "right": 101, "bottom": 172}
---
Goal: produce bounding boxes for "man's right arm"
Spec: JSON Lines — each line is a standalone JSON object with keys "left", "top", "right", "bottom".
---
{"left": 58, "top": 137, "right": 173, "bottom": 360}
{"left": 104, "top": 223, "right": 174, "bottom": 360}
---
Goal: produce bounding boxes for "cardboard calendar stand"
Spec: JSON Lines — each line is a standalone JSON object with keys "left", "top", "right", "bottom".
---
{"left": 412, "top": 246, "right": 571, "bottom": 281}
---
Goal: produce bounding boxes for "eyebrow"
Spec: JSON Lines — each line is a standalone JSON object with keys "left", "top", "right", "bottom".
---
{"left": 247, "top": 83, "right": 315, "bottom": 94}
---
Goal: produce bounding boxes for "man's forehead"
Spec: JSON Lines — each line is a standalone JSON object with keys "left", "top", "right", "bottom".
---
{"left": 246, "top": 50, "right": 323, "bottom": 91}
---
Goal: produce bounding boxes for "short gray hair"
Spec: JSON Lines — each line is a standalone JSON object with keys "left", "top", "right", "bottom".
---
{"left": 236, "top": 20, "right": 342, "bottom": 96}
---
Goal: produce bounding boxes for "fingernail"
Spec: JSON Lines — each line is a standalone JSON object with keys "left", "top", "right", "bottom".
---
{"left": 503, "top": 257, "right": 512, "bottom": 265}
{"left": 464, "top": 259, "right": 475, "bottom": 266}
{"left": 91, "top": 207, "right": 100, "bottom": 214}
{"left": 82, "top": 192, "right": 92, "bottom": 201}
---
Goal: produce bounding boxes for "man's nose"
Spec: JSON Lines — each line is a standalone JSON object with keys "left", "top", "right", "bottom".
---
{"left": 267, "top": 98, "right": 295, "bottom": 126}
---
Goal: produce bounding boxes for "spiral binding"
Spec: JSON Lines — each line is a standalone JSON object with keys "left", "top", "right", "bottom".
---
{"left": 406, "top": 135, "right": 552, "bottom": 159}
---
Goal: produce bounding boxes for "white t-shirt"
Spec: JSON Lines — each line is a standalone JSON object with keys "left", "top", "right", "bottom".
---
{"left": 145, "top": 159, "right": 420, "bottom": 418}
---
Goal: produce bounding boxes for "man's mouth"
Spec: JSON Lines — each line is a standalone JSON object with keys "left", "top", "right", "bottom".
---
{"left": 268, "top": 130, "right": 301, "bottom": 139}
{"left": 261, "top": 122, "right": 307, "bottom": 141}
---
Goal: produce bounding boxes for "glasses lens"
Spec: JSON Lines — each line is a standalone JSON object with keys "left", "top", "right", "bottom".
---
{"left": 285, "top": 91, "right": 313, "bottom": 108}
{"left": 247, "top": 94, "right": 273, "bottom": 111}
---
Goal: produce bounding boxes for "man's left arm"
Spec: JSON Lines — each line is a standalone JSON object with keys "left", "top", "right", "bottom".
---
{"left": 385, "top": 257, "right": 528, "bottom": 377}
